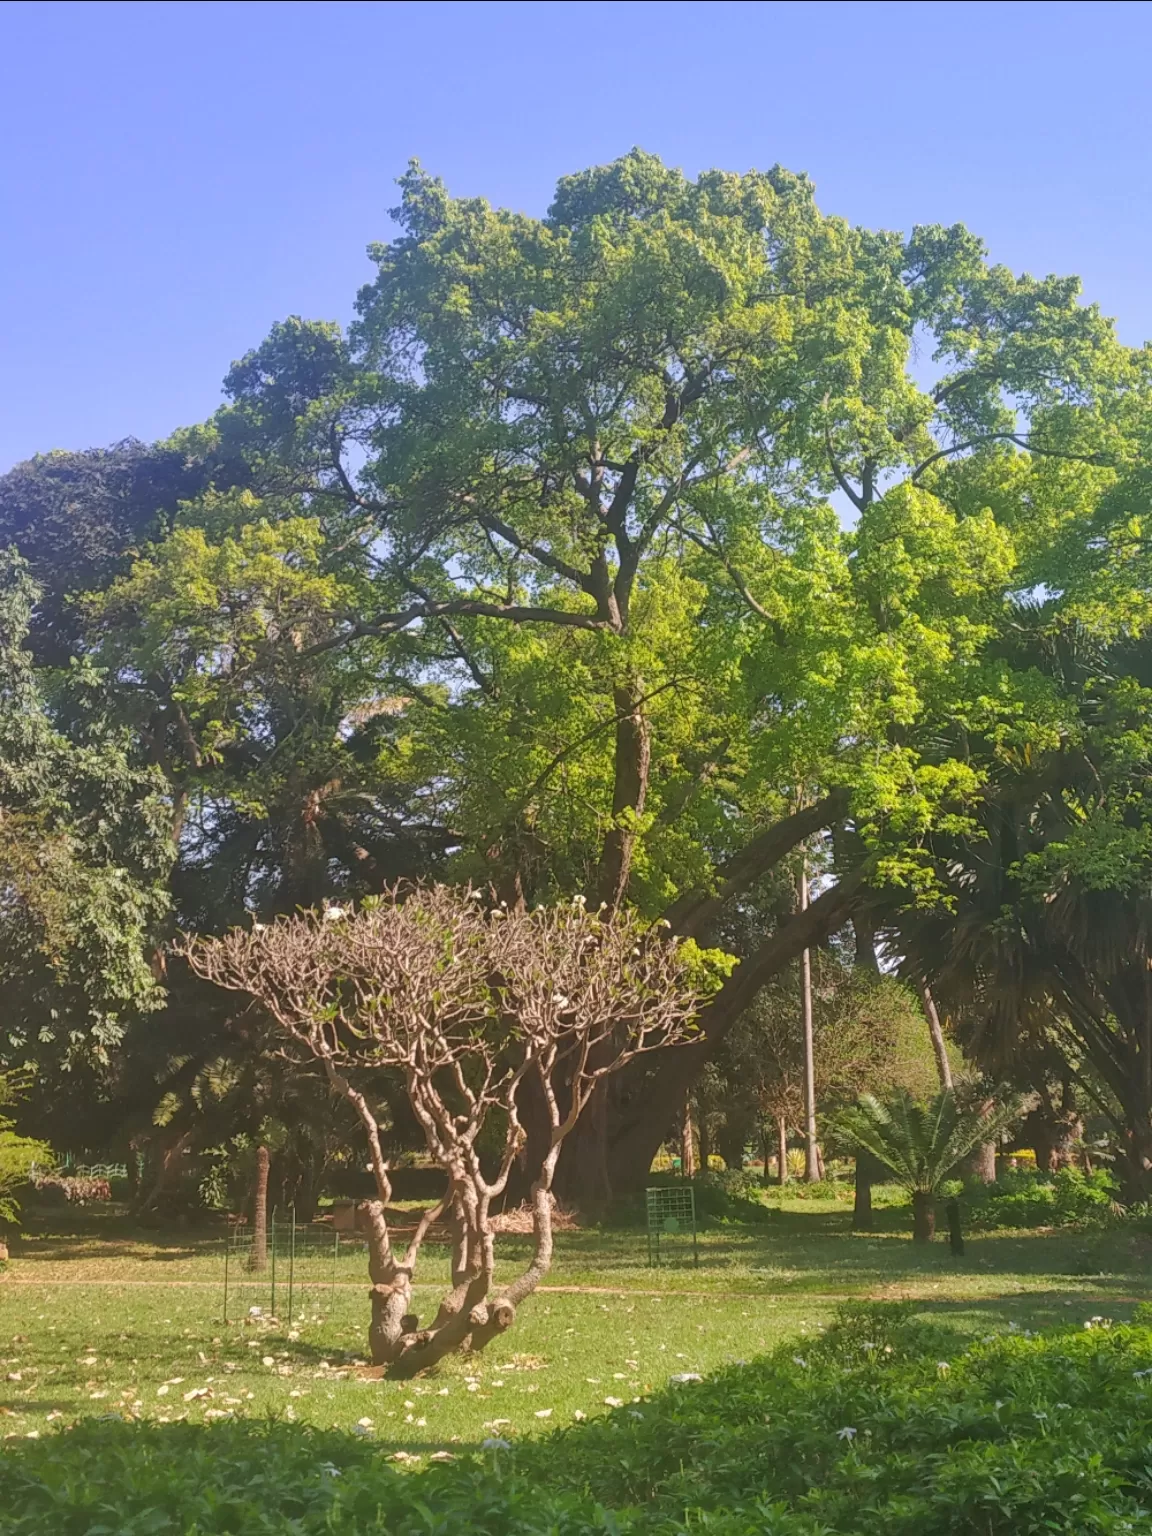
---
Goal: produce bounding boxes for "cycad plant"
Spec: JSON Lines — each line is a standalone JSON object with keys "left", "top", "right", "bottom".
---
{"left": 837, "top": 1090, "right": 1024, "bottom": 1241}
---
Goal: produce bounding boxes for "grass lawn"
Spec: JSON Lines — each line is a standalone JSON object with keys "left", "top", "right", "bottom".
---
{"left": 2, "top": 1190, "right": 1151, "bottom": 1458}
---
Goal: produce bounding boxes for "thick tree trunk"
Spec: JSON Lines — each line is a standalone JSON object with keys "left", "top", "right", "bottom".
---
{"left": 911, "top": 1190, "right": 936, "bottom": 1242}
{"left": 248, "top": 1145, "right": 270, "bottom": 1274}
{"left": 919, "top": 981, "right": 953, "bottom": 1091}
{"left": 969, "top": 1140, "right": 997, "bottom": 1185}
{"left": 596, "top": 681, "right": 651, "bottom": 911}
{"left": 571, "top": 870, "right": 869, "bottom": 1198}
{"left": 1030, "top": 1081, "right": 1082, "bottom": 1172}
{"left": 0, "top": 1239, "right": 8, "bottom": 1263}
{"left": 777, "top": 1117, "right": 789, "bottom": 1186}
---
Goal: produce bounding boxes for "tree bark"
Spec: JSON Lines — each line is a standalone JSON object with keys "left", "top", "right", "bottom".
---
{"left": 596, "top": 681, "right": 650, "bottom": 912}
{"left": 583, "top": 869, "right": 869, "bottom": 1197}
{"left": 681, "top": 1102, "right": 696, "bottom": 1179}
{"left": 664, "top": 791, "right": 850, "bottom": 941}
{"left": 920, "top": 981, "right": 953, "bottom": 1091}
{"left": 911, "top": 1190, "right": 936, "bottom": 1242}
{"left": 969, "top": 1140, "right": 997, "bottom": 1184}
{"left": 777, "top": 1117, "right": 789, "bottom": 1185}
{"left": 248, "top": 1145, "right": 270, "bottom": 1274}
{"left": 852, "top": 912, "right": 880, "bottom": 974}
{"left": 799, "top": 864, "right": 819, "bottom": 1183}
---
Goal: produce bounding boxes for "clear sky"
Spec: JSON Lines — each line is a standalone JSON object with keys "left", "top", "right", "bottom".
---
{"left": 2, "top": 0, "right": 1150, "bottom": 471}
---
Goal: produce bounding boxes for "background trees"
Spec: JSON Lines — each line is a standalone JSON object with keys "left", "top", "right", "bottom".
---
{"left": 2, "top": 149, "right": 1149, "bottom": 1201}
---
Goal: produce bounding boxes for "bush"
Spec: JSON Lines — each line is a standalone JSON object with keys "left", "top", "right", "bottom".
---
{"left": 30, "top": 1174, "right": 112, "bottom": 1206}
{"left": 5, "top": 1309, "right": 1152, "bottom": 1532}
{"left": 691, "top": 1169, "right": 773, "bottom": 1225}
{"left": 965, "top": 1166, "right": 1118, "bottom": 1230}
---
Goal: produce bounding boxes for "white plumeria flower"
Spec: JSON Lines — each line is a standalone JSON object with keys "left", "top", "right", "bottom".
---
{"left": 573, "top": 1409, "right": 586, "bottom": 1421}
{"left": 323, "top": 906, "right": 346, "bottom": 921}
{"left": 481, "top": 1436, "right": 511, "bottom": 1451}
{"left": 837, "top": 1426, "right": 857, "bottom": 1441}
{"left": 669, "top": 1373, "right": 701, "bottom": 1384}
{"left": 936, "top": 1362, "right": 951, "bottom": 1374}
{"left": 534, "top": 1409, "right": 552, "bottom": 1419}
{"left": 603, "top": 1396, "right": 623, "bottom": 1407}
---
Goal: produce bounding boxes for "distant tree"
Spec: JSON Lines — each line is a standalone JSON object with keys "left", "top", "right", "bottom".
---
{"left": 0, "top": 551, "right": 173, "bottom": 1089}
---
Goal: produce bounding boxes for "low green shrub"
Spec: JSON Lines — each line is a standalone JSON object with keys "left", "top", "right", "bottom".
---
{"left": 5, "top": 1307, "right": 1152, "bottom": 1533}
{"left": 965, "top": 1166, "right": 1118, "bottom": 1230}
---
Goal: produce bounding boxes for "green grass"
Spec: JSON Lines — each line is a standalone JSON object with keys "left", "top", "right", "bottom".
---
{"left": 6, "top": 1307, "right": 1152, "bottom": 1532}
{"left": 3, "top": 1194, "right": 1151, "bottom": 1455}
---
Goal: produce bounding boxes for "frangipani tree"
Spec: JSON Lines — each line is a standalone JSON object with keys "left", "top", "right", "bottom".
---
{"left": 836, "top": 1090, "right": 1023, "bottom": 1241}
{"left": 184, "top": 886, "right": 699, "bottom": 1374}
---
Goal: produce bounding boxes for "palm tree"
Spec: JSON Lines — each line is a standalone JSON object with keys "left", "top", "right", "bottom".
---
{"left": 837, "top": 1090, "right": 1024, "bottom": 1241}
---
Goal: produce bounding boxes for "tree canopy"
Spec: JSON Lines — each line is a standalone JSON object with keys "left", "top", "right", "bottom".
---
{"left": 4, "top": 148, "right": 1152, "bottom": 1195}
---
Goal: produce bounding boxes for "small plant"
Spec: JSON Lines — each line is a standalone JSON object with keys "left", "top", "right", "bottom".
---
{"left": 836, "top": 1089, "right": 1024, "bottom": 1240}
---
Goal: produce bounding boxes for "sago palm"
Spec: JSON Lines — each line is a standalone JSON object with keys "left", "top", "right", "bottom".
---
{"left": 837, "top": 1090, "right": 1024, "bottom": 1241}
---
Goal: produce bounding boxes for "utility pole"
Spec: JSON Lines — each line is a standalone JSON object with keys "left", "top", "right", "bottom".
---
{"left": 799, "top": 859, "right": 820, "bottom": 1183}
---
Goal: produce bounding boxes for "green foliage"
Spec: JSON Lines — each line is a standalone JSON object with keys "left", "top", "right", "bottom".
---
{"left": 9, "top": 1311, "right": 1152, "bottom": 1531}
{"left": 0, "top": 1078, "right": 51, "bottom": 1228}
{"left": 837, "top": 1090, "right": 1025, "bottom": 1196}
{"left": 965, "top": 1166, "right": 1119, "bottom": 1231}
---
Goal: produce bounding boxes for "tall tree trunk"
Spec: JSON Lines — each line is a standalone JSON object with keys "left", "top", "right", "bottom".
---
{"left": 799, "top": 863, "right": 819, "bottom": 1183}
{"left": 680, "top": 1102, "right": 696, "bottom": 1179}
{"left": 248, "top": 1145, "right": 270, "bottom": 1274}
{"left": 919, "top": 981, "right": 953, "bottom": 1091}
{"left": 969, "top": 1140, "right": 997, "bottom": 1185}
{"left": 596, "top": 681, "right": 650, "bottom": 911}
{"left": 911, "top": 1190, "right": 936, "bottom": 1242}
{"left": 777, "top": 1117, "right": 789, "bottom": 1186}
{"left": 761, "top": 1124, "right": 773, "bottom": 1187}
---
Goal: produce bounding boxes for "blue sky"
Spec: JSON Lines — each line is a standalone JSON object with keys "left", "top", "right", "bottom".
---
{"left": 2, "top": 0, "right": 1150, "bottom": 471}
